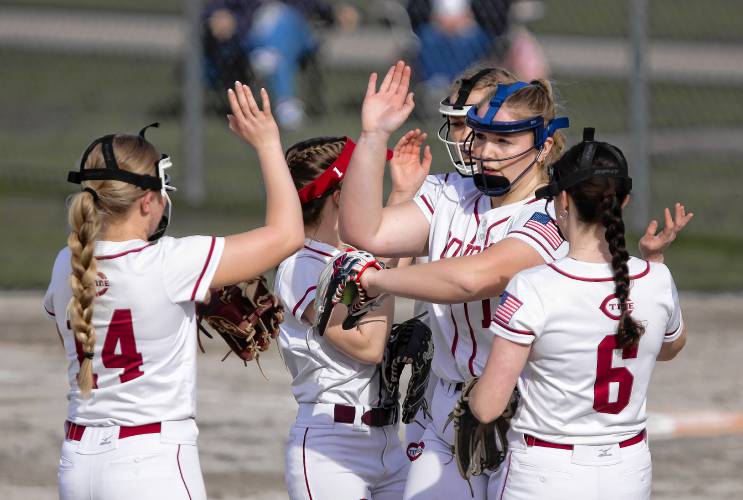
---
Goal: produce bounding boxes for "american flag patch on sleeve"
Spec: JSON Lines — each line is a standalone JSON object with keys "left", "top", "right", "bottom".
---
{"left": 494, "top": 291, "right": 523, "bottom": 324}
{"left": 524, "top": 212, "right": 563, "bottom": 250}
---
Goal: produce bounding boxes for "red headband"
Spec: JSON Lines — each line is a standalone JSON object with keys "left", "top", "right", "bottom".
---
{"left": 296, "top": 137, "right": 394, "bottom": 205}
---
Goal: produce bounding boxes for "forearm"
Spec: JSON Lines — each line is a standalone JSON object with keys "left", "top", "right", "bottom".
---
{"left": 257, "top": 145, "right": 304, "bottom": 246}
{"left": 324, "top": 297, "right": 394, "bottom": 364}
{"left": 338, "top": 131, "right": 390, "bottom": 248}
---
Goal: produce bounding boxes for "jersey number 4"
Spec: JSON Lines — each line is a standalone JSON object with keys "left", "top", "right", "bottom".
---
{"left": 74, "top": 309, "right": 145, "bottom": 386}
{"left": 593, "top": 334, "right": 638, "bottom": 414}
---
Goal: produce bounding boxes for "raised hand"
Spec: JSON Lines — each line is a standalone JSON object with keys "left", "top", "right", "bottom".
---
{"left": 226, "top": 82, "right": 280, "bottom": 151}
{"left": 390, "top": 129, "right": 432, "bottom": 198}
{"left": 362, "top": 61, "right": 415, "bottom": 136}
{"left": 639, "top": 202, "right": 694, "bottom": 263}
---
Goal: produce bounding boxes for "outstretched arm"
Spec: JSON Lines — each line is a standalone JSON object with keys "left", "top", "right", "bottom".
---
{"left": 362, "top": 238, "right": 545, "bottom": 304}
{"left": 339, "top": 62, "right": 429, "bottom": 257}
{"left": 211, "top": 83, "right": 304, "bottom": 288}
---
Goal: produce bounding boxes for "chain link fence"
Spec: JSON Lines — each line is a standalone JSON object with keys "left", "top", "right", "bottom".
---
{"left": 1, "top": 0, "right": 741, "bottom": 288}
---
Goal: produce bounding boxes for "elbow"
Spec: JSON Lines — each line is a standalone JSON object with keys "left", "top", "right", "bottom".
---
{"left": 454, "top": 272, "right": 489, "bottom": 303}
{"left": 352, "top": 345, "right": 385, "bottom": 365}
{"left": 469, "top": 394, "right": 499, "bottom": 424}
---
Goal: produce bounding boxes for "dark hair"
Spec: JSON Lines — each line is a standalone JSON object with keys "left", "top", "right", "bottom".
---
{"left": 556, "top": 144, "right": 645, "bottom": 348}
{"left": 285, "top": 136, "right": 347, "bottom": 227}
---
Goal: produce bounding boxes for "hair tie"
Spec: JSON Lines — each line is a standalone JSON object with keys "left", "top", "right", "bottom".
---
{"left": 83, "top": 187, "right": 99, "bottom": 203}
{"left": 83, "top": 351, "right": 94, "bottom": 360}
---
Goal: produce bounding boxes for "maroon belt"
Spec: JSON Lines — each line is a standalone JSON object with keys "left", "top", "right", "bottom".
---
{"left": 333, "top": 404, "right": 397, "bottom": 427}
{"left": 65, "top": 421, "right": 162, "bottom": 441}
{"left": 524, "top": 429, "right": 646, "bottom": 450}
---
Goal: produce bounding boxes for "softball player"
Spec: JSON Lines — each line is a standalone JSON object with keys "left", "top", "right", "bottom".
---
{"left": 44, "top": 83, "right": 304, "bottom": 500}
{"left": 397, "top": 65, "right": 519, "bottom": 458}
{"left": 469, "top": 130, "right": 690, "bottom": 500}
{"left": 274, "top": 136, "right": 409, "bottom": 500}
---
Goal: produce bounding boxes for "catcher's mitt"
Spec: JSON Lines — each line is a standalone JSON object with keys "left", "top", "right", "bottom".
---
{"left": 450, "top": 378, "right": 520, "bottom": 482}
{"left": 313, "top": 249, "right": 386, "bottom": 335}
{"left": 196, "top": 275, "right": 284, "bottom": 365}
{"left": 381, "top": 314, "right": 434, "bottom": 423}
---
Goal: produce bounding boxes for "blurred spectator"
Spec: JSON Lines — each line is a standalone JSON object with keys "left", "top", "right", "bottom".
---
{"left": 203, "top": 0, "right": 358, "bottom": 129}
{"left": 406, "top": 0, "right": 513, "bottom": 93}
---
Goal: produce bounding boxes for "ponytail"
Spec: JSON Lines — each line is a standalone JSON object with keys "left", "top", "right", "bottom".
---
{"left": 600, "top": 193, "right": 645, "bottom": 348}
{"left": 67, "top": 189, "right": 101, "bottom": 397}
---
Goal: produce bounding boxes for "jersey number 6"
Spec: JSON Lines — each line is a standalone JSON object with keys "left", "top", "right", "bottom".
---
{"left": 593, "top": 334, "right": 638, "bottom": 414}
{"left": 74, "top": 309, "right": 145, "bottom": 386}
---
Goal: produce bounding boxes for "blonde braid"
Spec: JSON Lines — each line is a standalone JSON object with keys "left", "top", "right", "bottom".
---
{"left": 67, "top": 190, "right": 101, "bottom": 397}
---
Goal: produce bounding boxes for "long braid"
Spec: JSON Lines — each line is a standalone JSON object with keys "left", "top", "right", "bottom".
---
{"left": 600, "top": 193, "right": 645, "bottom": 348}
{"left": 67, "top": 189, "right": 101, "bottom": 397}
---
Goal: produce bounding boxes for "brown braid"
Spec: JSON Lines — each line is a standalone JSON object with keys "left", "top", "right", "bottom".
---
{"left": 285, "top": 136, "right": 346, "bottom": 227}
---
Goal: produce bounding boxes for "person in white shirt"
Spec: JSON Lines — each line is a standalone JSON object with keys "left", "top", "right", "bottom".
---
{"left": 469, "top": 128, "right": 691, "bottom": 500}
{"left": 44, "top": 83, "right": 304, "bottom": 500}
{"left": 274, "top": 135, "right": 412, "bottom": 500}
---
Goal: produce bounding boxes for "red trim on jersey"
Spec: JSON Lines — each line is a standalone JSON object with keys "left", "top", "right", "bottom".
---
{"left": 474, "top": 195, "right": 483, "bottom": 224}
{"left": 508, "top": 230, "right": 557, "bottom": 260}
{"left": 95, "top": 243, "right": 154, "bottom": 260}
{"left": 665, "top": 324, "right": 681, "bottom": 336}
{"left": 449, "top": 308, "right": 460, "bottom": 356}
{"left": 303, "top": 244, "right": 334, "bottom": 258}
{"left": 302, "top": 428, "right": 314, "bottom": 500}
{"left": 177, "top": 444, "right": 193, "bottom": 500}
{"left": 493, "top": 317, "right": 534, "bottom": 336}
{"left": 190, "top": 236, "right": 217, "bottom": 301}
{"left": 293, "top": 285, "right": 318, "bottom": 317}
{"left": 526, "top": 197, "right": 539, "bottom": 204}
{"left": 463, "top": 303, "right": 477, "bottom": 377}
{"left": 483, "top": 216, "right": 511, "bottom": 247}
{"left": 44, "top": 305, "right": 55, "bottom": 317}
{"left": 525, "top": 429, "right": 646, "bottom": 450}
{"left": 420, "top": 194, "right": 435, "bottom": 215}
{"left": 548, "top": 260, "right": 651, "bottom": 282}
{"left": 498, "top": 452, "right": 512, "bottom": 500}
{"left": 444, "top": 173, "right": 450, "bottom": 183}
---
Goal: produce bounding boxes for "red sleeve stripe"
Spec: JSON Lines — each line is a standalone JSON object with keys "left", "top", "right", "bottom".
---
{"left": 293, "top": 285, "right": 317, "bottom": 316}
{"left": 508, "top": 230, "right": 556, "bottom": 260}
{"left": 493, "top": 317, "right": 534, "bottom": 336}
{"left": 548, "top": 260, "right": 651, "bottom": 282}
{"left": 190, "top": 236, "right": 217, "bottom": 301}
{"left": 44, "top": 305, "right": 55, "bottom": 317}
{"left": 420, "top": 195, "right": 434, "bottom": 215}
{"left": 303, "top": 245, "right": 334, "bottom": 258}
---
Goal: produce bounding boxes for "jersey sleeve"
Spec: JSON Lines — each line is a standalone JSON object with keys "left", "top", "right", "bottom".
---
{"left": 42, "top": 247, "right": 69, "bottom": 320}
{"left": 162, "top": 235, "right": 226, "bottom": 303}
{"left": 505, "top": 202, "right": 567, "bottom": 262}
{"left": 43, "top": 286, "right": 55, "bottom": 320}
{"left": 489, "top": 273, "right": 545, "bottom": 345}
{"left": 412, "top": 173, "right": 447, "bottom": 223}
{"left": 663, "top": 269, "right": 684, "bottom": 343}
{"left": 275, "top": 256, "right": 326, "bottom": 324}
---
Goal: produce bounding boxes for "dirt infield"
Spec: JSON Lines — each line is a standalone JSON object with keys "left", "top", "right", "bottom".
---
{"left": 1, "top": 291, "right": 741, "bottom": 499}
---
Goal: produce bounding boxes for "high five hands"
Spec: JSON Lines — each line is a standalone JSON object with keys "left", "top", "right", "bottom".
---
{"left": 362, "top": 61, "right": 415, "bottom": 136}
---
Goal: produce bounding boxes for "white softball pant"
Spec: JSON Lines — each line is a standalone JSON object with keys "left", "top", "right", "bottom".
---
{"left": 285, "top": 403, "right": 409, "bottom": 500}
{"left": 403, "top": 379, "right": 491, "bottom": 500}
{"left": 58, "top": 419, "right": 206, "bottom": 500}
{"left": 488, "top": 429, "right": 652, "bottom": 500}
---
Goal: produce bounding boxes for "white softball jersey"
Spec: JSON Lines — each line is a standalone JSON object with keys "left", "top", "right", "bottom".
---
{"left": 413, "top": 173, "right": 568, "bottom": 383}
{"left": 491, "top": 256, "right": 683, "bottom": 445}
{"left": 274, "top": 239, "right": 385, "bottom": 407}
{"left": 44, "top": 236, "right": 224, "bottom": 427}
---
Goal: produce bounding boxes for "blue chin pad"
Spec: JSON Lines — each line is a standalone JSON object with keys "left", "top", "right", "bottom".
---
{"left": 465, "top": 81, "right": 569, "bottom": 148}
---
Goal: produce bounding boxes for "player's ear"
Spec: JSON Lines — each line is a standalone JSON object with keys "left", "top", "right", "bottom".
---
{"left": 331, "top": 189, "right": 341, "bottom": 207}
{"left": 539, "top": 137, "right": 554, "bottom": 163}
{"left": 140, "top": 191, "right": 156, "bottom": 215}
{"left": 559, "top": 190, "right": 569, "bottom": 212}
{"left": 621, "top": 194, "right": 630, "bottom": 209}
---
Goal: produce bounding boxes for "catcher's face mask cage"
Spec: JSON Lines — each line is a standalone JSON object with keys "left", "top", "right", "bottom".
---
{"left": 437, "top": 68, "right": 496, "bottom": 177}
{"left": 463, "top": 82, "right": 569, "bottom": 197}
{"left": 534, "top": 127, "right": 632, "bottom": 204}
{"left": 67, "top": 122, "right": 176, "bottom": 241}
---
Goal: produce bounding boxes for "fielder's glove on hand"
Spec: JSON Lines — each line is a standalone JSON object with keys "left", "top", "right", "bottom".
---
{"left": 313, "top": 249, "right": 386, "bottom": 335}
{"left": 382, "top": 315, "right": 434, "bottom": 423}
{"left": 196, "top": 275, "right": 284, "bottom": 364}
{"left": 450, "top": 379, "right": 520, "bottom": 482}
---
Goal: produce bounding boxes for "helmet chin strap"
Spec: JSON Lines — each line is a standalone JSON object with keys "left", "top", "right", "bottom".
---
{"left": 148, "top": 192, "right": 172, "bottom": 242}
{"left": 473, "top": 148, "right": 543, "bottom": 197}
